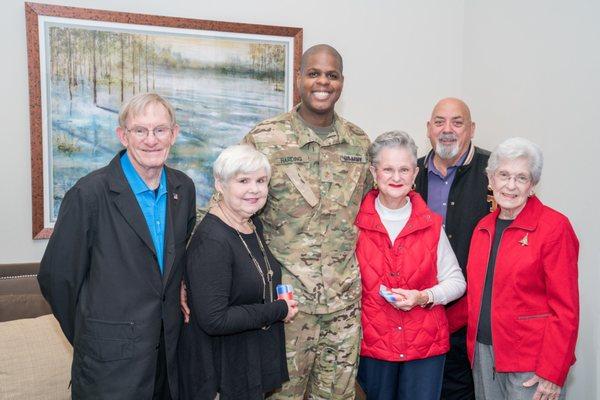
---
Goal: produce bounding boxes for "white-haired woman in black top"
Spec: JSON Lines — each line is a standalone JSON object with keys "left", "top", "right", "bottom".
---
{"left": 179, "top": 144, "right": 298, "bottom": 400}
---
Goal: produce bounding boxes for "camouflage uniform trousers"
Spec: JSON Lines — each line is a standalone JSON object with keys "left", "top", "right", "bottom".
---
{"left": 269, "top": 302, "right": 361, "bottom": 400}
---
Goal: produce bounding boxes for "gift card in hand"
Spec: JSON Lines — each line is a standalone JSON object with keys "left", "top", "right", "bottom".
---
{"left": 276, "top": 284, "right": 294, "bottom": 300}
{"left": 379, "top": 284, "right": 396, "bottom": 302}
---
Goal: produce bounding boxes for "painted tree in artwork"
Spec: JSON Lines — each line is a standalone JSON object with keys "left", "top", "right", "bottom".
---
{"left": 145, "top": 35, "right": 149, "bottom": 92}
{"left": 120, "top": 32, "right": 125, "bottom": 102}
{"left": 129, "top": 35, "right": 135, "bottom": 94}
{"left": 66, "top": 29, "right": 73, "bottom": 101}
{"left": 50, "top": 27, "right": 165, "bottom": 110}
{"left": 248, "top": 43, "right": 285, "bottom": 81}
{"left": 92, "top": 30, "right": 97, "bottom": 105}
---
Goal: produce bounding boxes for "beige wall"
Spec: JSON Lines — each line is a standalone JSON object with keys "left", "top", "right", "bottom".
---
{"left": 1, "top": 0, "right": 597, "bottom": 398}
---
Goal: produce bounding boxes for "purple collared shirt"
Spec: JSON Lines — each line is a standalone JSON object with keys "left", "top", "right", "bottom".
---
{"left": 426, "top": 149, "right": 469, "bottom": 225}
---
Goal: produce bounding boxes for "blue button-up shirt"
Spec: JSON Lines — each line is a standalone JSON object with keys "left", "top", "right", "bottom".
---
{"left": 426, "top": 149, "right": 469, "bottom": 225}
{"left": 120, "top": 152, "right": 167, "bottom": 273}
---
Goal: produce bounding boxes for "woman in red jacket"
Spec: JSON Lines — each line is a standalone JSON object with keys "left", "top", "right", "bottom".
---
{"left": 466, "top": 137, "right": 579, "bottom": 400}
{"left": 355, "top": 131, "right": 466, "bottom": 400}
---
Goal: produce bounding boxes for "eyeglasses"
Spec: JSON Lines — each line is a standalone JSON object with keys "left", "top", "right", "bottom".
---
{"left": 126, "top": 125, "right": 173, "bottom": 139}
{"left": 494, "top": 170, "right": 531, "bottom": 185}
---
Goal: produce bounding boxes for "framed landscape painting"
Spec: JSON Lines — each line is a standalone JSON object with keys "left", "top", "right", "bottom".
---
{"left": 25, "top": 2, "right": 302, "bottom": 238}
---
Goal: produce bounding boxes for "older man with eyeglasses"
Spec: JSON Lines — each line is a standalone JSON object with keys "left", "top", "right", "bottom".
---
{"left": 38, "top": 92, "right": 197, "bottom": 400}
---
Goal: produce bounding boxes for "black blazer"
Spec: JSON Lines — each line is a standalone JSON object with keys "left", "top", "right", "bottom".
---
{"left": 38, "top": 150, "right": 196, "bottom": 400}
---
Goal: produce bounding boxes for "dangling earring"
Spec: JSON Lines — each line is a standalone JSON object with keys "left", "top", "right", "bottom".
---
{"left": 528, "top": 190, "right": 535, "bottom": 198}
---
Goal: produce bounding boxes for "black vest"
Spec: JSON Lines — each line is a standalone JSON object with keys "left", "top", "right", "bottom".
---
{"left": 415, "top": 145, "right": 491, "bottom": 277}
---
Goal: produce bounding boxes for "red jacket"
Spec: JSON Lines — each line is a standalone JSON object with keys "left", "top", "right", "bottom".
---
{"left": 355, "top": 190, "right": 449, "bottom": 362}
{"left": 466, "top": 195, "right": 579, "bottom": 386}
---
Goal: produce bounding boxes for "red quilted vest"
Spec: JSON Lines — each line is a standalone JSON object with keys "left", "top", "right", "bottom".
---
{"left": 355, "top": 190, "right": 450, "bottom": 362}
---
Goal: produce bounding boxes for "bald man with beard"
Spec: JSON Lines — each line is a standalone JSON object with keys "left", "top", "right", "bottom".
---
{"left": 414, "top": 98, "right": 492, "bottom": 400}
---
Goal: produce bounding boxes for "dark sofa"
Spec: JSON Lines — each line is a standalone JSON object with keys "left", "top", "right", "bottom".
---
{"left": 0, "top": 262, "right": 51, "bottom": 322}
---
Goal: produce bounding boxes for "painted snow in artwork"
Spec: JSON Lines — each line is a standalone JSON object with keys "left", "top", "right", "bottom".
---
{"left": 45, "top": 24, "right": 290, "bottom": 221}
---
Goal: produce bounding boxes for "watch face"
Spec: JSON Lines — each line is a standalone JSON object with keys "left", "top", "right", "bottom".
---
{"left": 421, "top": 290, "right": 433, "bottom": 307}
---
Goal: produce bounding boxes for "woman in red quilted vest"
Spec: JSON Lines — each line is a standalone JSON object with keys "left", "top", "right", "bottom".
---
{"left": 355, "top": 131, "right": 466, "bottom": 400}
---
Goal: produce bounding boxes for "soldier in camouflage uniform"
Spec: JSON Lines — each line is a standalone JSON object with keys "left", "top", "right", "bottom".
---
{"left": 243, "top": 44, "right": 371, "bottom": 399}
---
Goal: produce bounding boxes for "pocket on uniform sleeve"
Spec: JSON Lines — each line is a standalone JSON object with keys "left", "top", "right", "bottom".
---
{"left": 268, "top": 161, "right": 319, "bottom": 216}
{"left": 326, "top": 159, "right": 366, "bottom": 208}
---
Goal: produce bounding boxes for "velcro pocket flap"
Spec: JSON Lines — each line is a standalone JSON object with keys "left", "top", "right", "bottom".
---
{"left": 285, "top": 165, "right": 319, "bottom": 207}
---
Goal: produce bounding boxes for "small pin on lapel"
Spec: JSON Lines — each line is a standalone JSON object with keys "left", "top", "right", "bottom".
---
{"left": 519, "top": 233, "right": 529, "bottom": 246}
{"left": 173, "top": 193, "right": 178, "bottom": 200}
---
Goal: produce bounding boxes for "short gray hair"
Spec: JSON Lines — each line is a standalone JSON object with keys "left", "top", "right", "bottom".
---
{"left": 369, "top": 131, "right": 418, "bottom": 167}
{"left": 213, "top": 144, "right": 271, "bottom": 184}
{"left": 118, "top": 92, "right": 176, "bottom": 128}
{"left": 486, "top": 137, "right": 543, "bottom": 185}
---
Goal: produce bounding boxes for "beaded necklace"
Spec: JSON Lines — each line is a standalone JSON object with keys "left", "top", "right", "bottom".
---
{"left": 217, "top": 203, "right": 274, "bottom": 309}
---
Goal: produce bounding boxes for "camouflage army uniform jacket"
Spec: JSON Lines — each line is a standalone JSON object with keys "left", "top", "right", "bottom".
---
{"left": 243, "top": 104, "right": 371, "bottom": 314}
